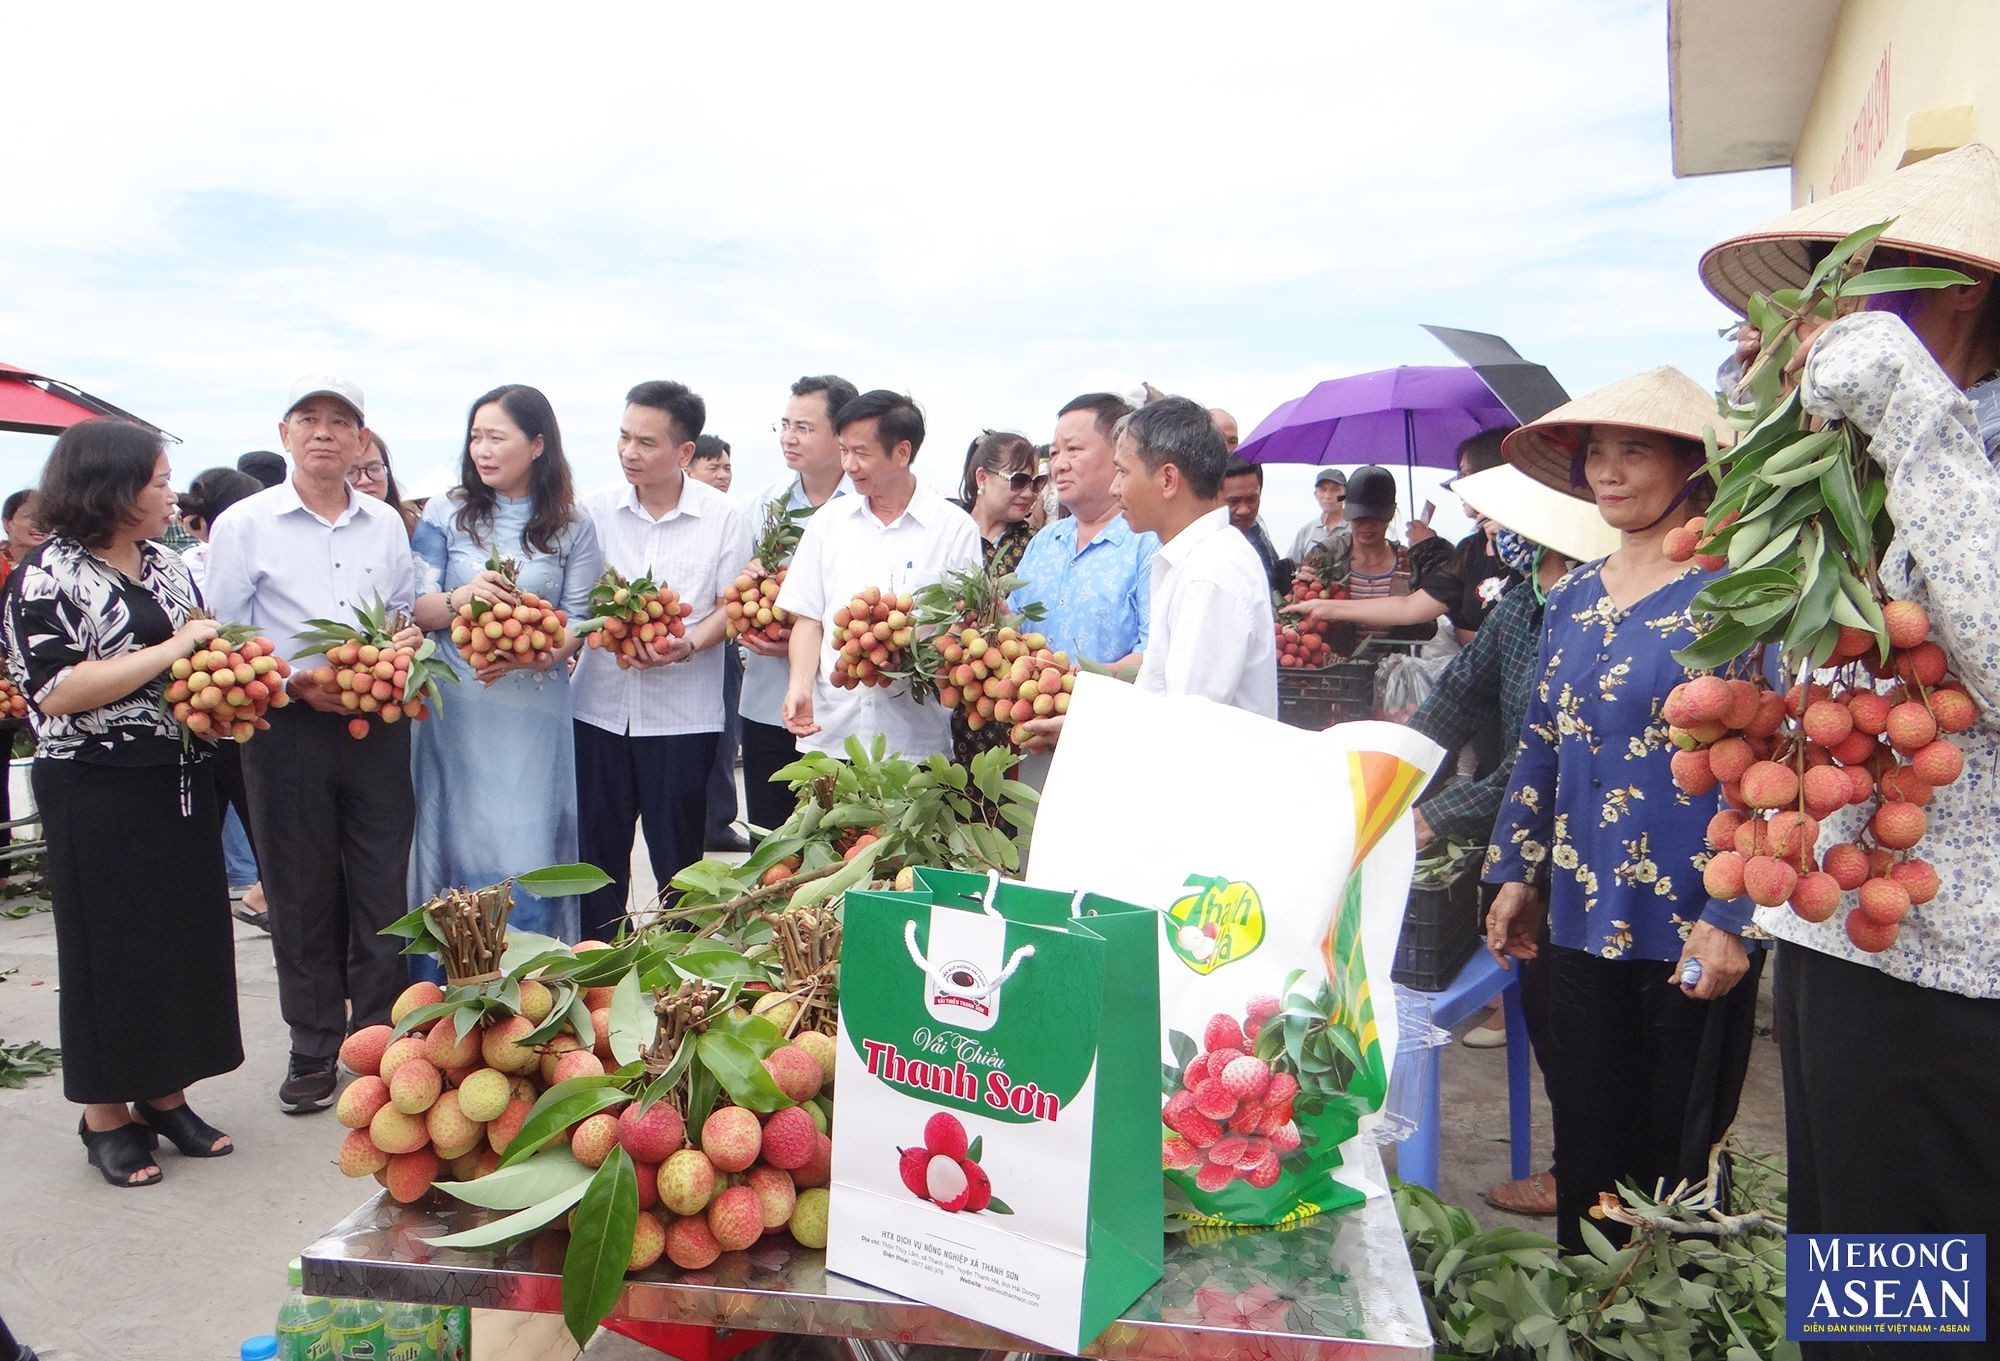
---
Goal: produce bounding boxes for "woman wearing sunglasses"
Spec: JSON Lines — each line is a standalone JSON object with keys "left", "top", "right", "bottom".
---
{"left": 956, "top": 431, "right": 1041, "bottom": 576}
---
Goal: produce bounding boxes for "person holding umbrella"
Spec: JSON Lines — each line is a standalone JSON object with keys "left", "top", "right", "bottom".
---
{"left": 1279, "top": 465, "right": 1461, "bottom": 645}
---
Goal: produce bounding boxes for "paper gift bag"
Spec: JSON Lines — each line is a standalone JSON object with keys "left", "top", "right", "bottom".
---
{"left": 1029, "top": 673, "right": 1442, "bottom": 1225}
{"left": 827, "top": 866, "right": 1162, "bottom": 1355}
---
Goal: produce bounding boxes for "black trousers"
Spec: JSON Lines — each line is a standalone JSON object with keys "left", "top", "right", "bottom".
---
{"left": 704, "top": 642, "right": 743, "bottom": 841}
{"left": 211, "top": 738, "right": 256, "bottom": 858}
{"left": 240, "top": 706, "right": 414, "bottom": 1059}
{"left": 1546, "top": 943, "right": 1765, "bottom": 1252}
{"left": 574, "top": 721, "right": 717, "bottom": 942}
{"left": 739, "top": 716, "right": 799, "bottom": 837}
{"left": 1777, "top": 941, "right": 2000, "bottom": 1360}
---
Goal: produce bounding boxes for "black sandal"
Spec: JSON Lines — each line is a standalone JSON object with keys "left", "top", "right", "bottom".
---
{"left": 132, "top": 1099, "right": 233, "bottom": 1157}
{"left": 78, "top": 1116, "right": 163, "bottom": 1187}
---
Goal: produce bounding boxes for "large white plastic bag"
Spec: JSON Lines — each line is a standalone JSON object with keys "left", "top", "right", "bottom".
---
{"left": 1028, "top": 673, "right": 1443, "bottom": 1223}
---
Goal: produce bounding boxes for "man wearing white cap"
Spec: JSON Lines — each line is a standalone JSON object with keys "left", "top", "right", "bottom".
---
{"left": 1290, "top": 466, "right": 1350, "bottom": 562}
{"left": 206, "top": 376, "right": 420, "bottom": 1113}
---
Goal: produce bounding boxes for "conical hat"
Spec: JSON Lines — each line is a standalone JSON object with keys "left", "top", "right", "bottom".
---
{"left": 1701, "top": 142, "right": 2000, "bottom": 314}
{"left": 1500, "top": 366, "right": 1729, "bottom": 496}
{"left": 1450, "top": 464, "right": 1622, "bottom": 564}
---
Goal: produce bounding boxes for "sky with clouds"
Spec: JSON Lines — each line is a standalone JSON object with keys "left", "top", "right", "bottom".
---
{"left": 0, "top": 0, "right": 1787, "bottom": 542}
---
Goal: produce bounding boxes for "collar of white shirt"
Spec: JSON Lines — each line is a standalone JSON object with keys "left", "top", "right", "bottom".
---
{"left": 1156, "top": 505, "right": 1234, "bottom": 567}
{"left": 614, "top": 477, "right": 710, "bottom": 525}
{"left": 272, "top": 476, "right": 369, "bottom": 529}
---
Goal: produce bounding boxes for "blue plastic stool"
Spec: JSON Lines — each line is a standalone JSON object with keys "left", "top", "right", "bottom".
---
{"left": 1398, "top": 949, "right": 1532, "bottom": 1190}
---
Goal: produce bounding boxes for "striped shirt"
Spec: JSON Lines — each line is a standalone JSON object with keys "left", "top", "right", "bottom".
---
{"left": 569, "top": 477, "right": 754, "bottom": 738}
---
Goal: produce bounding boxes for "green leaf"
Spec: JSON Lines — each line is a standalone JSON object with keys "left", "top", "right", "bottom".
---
{"left": 1819, "top": 439, "right": 1871, "bottom": 560}
{"left": 1672, "top": 619, "right": 1759, "bottom": 672}
{"left": 984, "top": 1196, "right": 1014, "bottom": 1215}
{"left": 968, "top": 1135, "right": 984, "bottom": 1164}
{"left": 498, "top": 931, "right": 565, "bottom": 977}
{"left": 419, "top": 1180, "right": 590, "bottom": 1248}
{"left": 669, "top": 946, "right": 768, "bottom": 987}
{"left": 498, "top": 1078, "right": 631, "bottom": 1168}
{"left": 562, "top": 1148, "right": 639, "bottom": 1348}
{"left": 391, "top": 999, "right": 461, "bottom": 1041}
{"left": 516, "top": 863, "right": 614, "bottom": 900}
{"left": 685, "top": 1060, "right": 719, "bottom": 1136}
{"left": 379, "top": 905, "right": 435, "bottom": 941}
{"left": 702, "top": 1007, "right": 786, "bottom": 1055}
{"left": 1168, "top": 1029, "right": 1196, "bottom": 1068}
{"left": 1578, "top": 1219, "right": 1628, "bottom": 1267}
{"left": 1807, "top": 219, "right": 1895, "bottom": 295}
{"left": 607, "top": 967, "right": 650, "bottom": 1066}
{"left": 696, "top": 1031, "right": 792, "bottom": 1112}
{"left": 1840, "top": 265, "right": 1975, "bottom": 296}
{"left": 637, "top": 1037, "right": 692, "bottom": 1113}
{"left": 435, "top": 1145, "right": 596, "bottom": 1210}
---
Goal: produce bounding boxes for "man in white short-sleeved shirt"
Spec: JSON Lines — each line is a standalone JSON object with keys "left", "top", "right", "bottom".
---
{"left": 737, "top": 375, "right": 857, "bottom": 833}
{"left": 205, "top": 375, "right": 423, "bottom": 1113}
{"left": 776, "top": 390, "right": 982, "bottom": 761}
{"left": 571, "top": 381, "right": 753, "bottom": 937}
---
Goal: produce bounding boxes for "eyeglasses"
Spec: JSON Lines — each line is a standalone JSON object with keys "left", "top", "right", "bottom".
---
{"left": 346, "top": 461, "right": 388, "bottom": 484}
{"left": 772, "top": 419, "right": 818, "bottom": 437}
{"left": 986, "top": 470, "right": 1047, "bottom": 492}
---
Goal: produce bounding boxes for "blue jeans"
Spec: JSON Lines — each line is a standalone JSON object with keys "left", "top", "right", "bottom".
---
{"left": 222, "top": 805, "right": 258, "bottom": 889}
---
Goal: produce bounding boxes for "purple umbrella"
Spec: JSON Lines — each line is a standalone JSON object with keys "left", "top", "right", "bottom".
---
{"left": 1237, "top": 365, "right": 1515, "bottom": 505}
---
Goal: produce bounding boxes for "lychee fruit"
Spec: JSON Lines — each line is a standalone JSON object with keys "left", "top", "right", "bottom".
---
{"left": 926, "top": 1153, "right": 971, "bottom": 1211}
{"left": 1193, "top": 1162, "right": 1234, "bottom": 1193}
{"left": 1164, "top": 1137, "right": 1199, "bottom": 1170}
{"left": 456, "top": 1068, "right": 510, "bottom": 1124}
{"left": 1828, "top": 729, "right": 1879, "bottom": 768}
{"left": 1245, "top": 1150, "right": 1282, "bottom": 1190}
{"left": 590, "top": 1008, "right": 614, "bottom": 1061}
{"left": 707, "top": 1184, "right": 764, "bottom": 1251}
{"left": 759, "top": 1105, "right": 817, "bottom": 1171}
{"left": 1801, "top": 765, "right": 1850, "bottom": 820}
{"left": 923, "top": 1111, "right": 969, "bottom": 1161}
{"left": 1743, "top": 855, "right": 1799, "bottom": 908}
{"left": 1663, "top": 525, "right": 1699, "bottom": 562}
{"left": 1734, "top": 817, "right": 1771, "bottom": 858}
{"left": 747, "top": 1165, "right": 797, "bottom": 1230}
{"left": 1766, "top": 810, "right": 1820, "bottom": 863}
{"left": 516, "top": 979, "right": 554, "bottom": 1024}
{"left": 1847, "top": 690, "right": 1891, "bottom": 735}
{"left": 389, "top": 1058, "right": 442, "bottom": 1116}
{"left": 339, "top": 1024, "right": 394, "bottom": 1077}
{"left": 339, "top": 1128, "right": 389, "bottom": 1177}
{"left": 570, "top": 1112, "right": 621, "bottom": 1169}
{"left": 1745, "top": 689, "right": 1788, "bottom": 738}
{"left": 480, "top": 1016, "right": 540, "bottom": 1075}
{"left": 959, "top": 1157, "right": 992, "bottom": 1212}
{"left": 762, "top": 1045, "right": 824, "bottom": 1103}
{"left": 658, "top": 1149, "right": 718, "bottom": 1216}
{"left": 1702, "top": 850, "right": 1748, "bottom": 900}
{"left": 1801, "top": 700, "right": 1853, "bottom": 748}
{"left": 1740, "top": 761, "right": 1800, "bottom": 811}
{"left": 369, "top": 1104, "right": 430, "bottom": 1156}
{"left": 1823, "top": 843, "right": 1872, "bottom": 891}
{"left": 1890, "top": 858, "right": 1941, "bottom": 906}
{"left": 384, "top": 1148, "right": 440, "bottom": 1204}
{"left": 537, "top": 1034, "right": 582, "bottom": 1086}
{"left": 1886, "top": 702, "right": 1939, "bottom": 754}
{"left": 552, "top": 1050, "right": 606, "bottom": 1085}
{"left": 1870, "top": 801, "right": 1927, "bottom": 851}
{"left": 1193, "top": 1080, "right": 1239, "bottom": 1121}
{"left": 1678, "top": 675, "right": 1731, "bottom": 725}
{"left": 1182, "top": 1053, "right": 1214, "bottom": 1088}
{"left": 1246, "top": 994, "right": 1282, "bottom": 1024}
{"left": 793, "top": 1031, "right": 837, "bottom": 1090}
{"left": 377, "top": 1035, "right": 427, "bottom": 1088}
{"left": 1845, "top": 908, "right": 1900, "bottom": 953}
{"left": 1203, "top": 1014, "right": 1246, "bottom": 1053}
{"left": 1721, "top": 678, "right": 1762, "bottom": 730}
{"left": 1786, "top": 682, "right": 1832, "bottom": 719}
{"left": 1858, "top": 877, "right": 1912, "bottom": 925}
{"left": 700, "top": 1106, "right": 763, "bottom": 1173}
{"left": 391, "top": 981, "right": 446, "bottom": 1025}
{"left": 1670, "top": 748, "right": 1717, "bottom": 796}
{"left": 485, "top": 1098, "right": 533, "bottom": 1155}
{"left": 1831, "top": 625, "right": 1875, "bottom": 661}
{"left": 793, "top": 1133, "right": 834, "bottom": 1189}
{"left": 1896, "top": 642, "right": 1948, "bottom": 687}
{"left": 1789, "top": 871, "right": 1842, "bottom": 923}
{"left": 424, "top": 1017, "right": 480, "bottom": 1071}
{"left": 618, "top": 1101, "right": 686, "bottom": 1164}
{"left": 1910, "top": 739, "right": 1965, "bottom": 787}
{"left": 1706, "top": 809, "right": 1747, "bottom": 851}
{"left": 1876, "top": 766, "right": 1933, "bottom": 807}
{"left": 628, "top": 1210, "right": 665, "bottom": 1271}
{"left": 1843, "top": 764, "right": 1878, "bottom": 805}
{"left": 664, "top": 1215, "right": 722, "bottom": 1270}
{"left": 426, "top": 1091, "right": 485, "bottom": 1160}
{"left": 1882, "top": 600, "right": 1930, "bottom": 648}
{"left": 1931, "top": 688, "right": 1978, "bottom": 734}
{"left": 789, "top": 1187, "right": 830, "bottom": 1250}
{"left": 1706, "top": 737, "right": 1754, "bottom": 784}
{"left": 336, "top": 1075, "right": 391, "bottom": 1130}
{"left": 1219, "top": 1054, "right": 1271, "bottom": 1102}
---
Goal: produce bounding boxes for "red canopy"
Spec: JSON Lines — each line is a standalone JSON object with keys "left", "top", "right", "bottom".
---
{"left": 0, "top": 362, "right": 170, "bottom": 438}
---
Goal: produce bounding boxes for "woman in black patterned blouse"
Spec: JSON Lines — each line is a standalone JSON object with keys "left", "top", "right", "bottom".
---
{"left": 956, "top": 431, "right": 1040, "bottom": 578}
{"left": 3, "top": 420, "right": 244, "bottom": 1188}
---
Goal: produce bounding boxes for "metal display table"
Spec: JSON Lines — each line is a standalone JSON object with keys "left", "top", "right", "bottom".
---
{"left": 302, "top": 1183, "right": 1433, "bottom": 1360}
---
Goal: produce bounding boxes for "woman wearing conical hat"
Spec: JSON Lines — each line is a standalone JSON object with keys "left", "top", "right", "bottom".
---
{"left": 1480, "top": 366, "right": 1765, "bottom": 1253}
{"left": 1706, "top": 143, "right": 2000, "bottom": 1342}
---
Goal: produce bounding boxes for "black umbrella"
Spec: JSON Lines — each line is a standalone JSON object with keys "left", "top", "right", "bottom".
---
{"left": 1420, "top": 325, "right": 1570, "bottom": 426}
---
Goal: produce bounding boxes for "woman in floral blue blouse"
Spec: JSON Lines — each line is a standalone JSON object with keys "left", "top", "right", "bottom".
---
{"left": 1482, "top": 367, "right": 1761, "bottom": 1252}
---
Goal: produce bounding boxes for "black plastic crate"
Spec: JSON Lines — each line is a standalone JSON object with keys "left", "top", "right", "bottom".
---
{"left": 1276, "top": 660, "right": 1377, "bottom": 730}
{"left": 1391, "top": 862, "right": 1483, "bottom": 991}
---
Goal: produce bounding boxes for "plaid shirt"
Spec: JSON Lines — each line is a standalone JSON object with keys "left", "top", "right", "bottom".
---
{"left": 1407, "top": 579, "right": 1542, "bottom": 844}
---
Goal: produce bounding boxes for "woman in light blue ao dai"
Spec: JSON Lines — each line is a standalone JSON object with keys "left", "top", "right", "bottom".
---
{"left": 409, "top": 385, "right": 603, "bottom": 944}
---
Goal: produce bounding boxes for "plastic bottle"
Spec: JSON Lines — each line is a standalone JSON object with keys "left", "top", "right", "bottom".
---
{"left": 382, "top": 1304, "right": 435, "bottom": 1361}
{"left": 242, "top": 1338, "right": 280, "bottom": 1361}
{"left": 329, "top": 1298, "right": 384, "bottom": 1361}
{"left": 435, "top": 1306, "right": 469, "bottom": 1361}
{"left": 276, "top": 1258, "right": 334, "bottom": 1361}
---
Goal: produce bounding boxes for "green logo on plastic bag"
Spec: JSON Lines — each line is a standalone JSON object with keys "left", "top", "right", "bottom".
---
{"left": 1165, "top": 875, "right": 1265, "bottom": 974}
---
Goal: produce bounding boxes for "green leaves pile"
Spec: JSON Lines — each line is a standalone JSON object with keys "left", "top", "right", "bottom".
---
{"left": 0, "top": 1038, "right": 60, "bottom": 1088}
{"left": 1676, "top": 221, "right": 1971, "bottom": 674}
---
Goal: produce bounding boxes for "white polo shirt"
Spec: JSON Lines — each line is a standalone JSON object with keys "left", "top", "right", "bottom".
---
{"left": 1136, "top": 506, "right": 1279, "bottom": 718}
{"left": 570, "top": 477, "right": 754, "bottom": 738}
{"left": 204, "top": 478, "right": 416, "bottom": 669}
{"left": 774, "top": 486, "right": 982, "bottom": 760}
{"left": 738, "top": 472, "right": 851, "bottom": 728}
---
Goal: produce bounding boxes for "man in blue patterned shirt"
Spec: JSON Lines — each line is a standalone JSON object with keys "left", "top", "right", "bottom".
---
{"left": 1009, "top": 393, "right": 1158, "bottom": 667}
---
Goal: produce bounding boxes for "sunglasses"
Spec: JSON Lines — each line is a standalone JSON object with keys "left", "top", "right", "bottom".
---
{"left": 986, "top": 469, "right": 1048, "bottom": 492}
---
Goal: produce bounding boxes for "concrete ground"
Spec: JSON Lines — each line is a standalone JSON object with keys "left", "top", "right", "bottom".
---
{"left": 0, "top": 837, "right": 1790, "bottom": 1361}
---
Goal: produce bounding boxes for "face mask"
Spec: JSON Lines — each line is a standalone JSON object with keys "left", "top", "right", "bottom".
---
{"left": 1494, "top": 528, "right": 1539, "bottom": 575}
